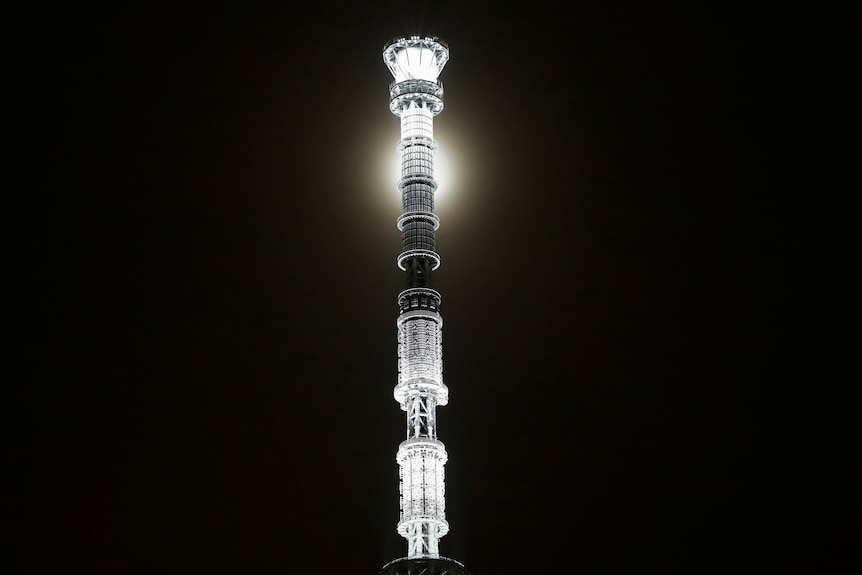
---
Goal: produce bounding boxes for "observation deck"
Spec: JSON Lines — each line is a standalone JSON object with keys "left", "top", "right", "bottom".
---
{"left": 383, "top": 36, "right": 449, "bottom": 83}
{"left": 384, "top": 37, "right": 448, "bottom": 117}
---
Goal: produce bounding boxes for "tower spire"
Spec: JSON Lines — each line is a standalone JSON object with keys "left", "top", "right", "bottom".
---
{"left": 378, "top": 36, "right": 468, "bottom": 575}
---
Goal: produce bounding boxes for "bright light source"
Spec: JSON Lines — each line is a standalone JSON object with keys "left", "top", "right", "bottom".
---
{"left": 383, "top": 36, "right": 449, "bottom": 83}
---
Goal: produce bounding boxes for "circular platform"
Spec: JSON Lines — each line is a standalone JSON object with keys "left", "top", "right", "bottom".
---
{"left": 378, "top": 557, "right": 469, "bottom": 575}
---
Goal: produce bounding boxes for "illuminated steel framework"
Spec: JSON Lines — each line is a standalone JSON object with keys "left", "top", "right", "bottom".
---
{"left": 381, "top": 37, "right": 466, "bottom": 575}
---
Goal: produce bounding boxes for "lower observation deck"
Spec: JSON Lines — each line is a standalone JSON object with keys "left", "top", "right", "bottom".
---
{"left": 389, "top": 79, "right": 444, "bottom": 115}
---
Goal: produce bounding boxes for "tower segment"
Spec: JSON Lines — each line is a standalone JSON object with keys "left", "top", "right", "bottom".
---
{"left": 381, "top": 37, "right": 465, "bottom": 574}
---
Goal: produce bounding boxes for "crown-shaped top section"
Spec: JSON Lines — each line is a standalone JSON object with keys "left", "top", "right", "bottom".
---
{"left": 383, "top": 36, "right": 449, "bottom": 83}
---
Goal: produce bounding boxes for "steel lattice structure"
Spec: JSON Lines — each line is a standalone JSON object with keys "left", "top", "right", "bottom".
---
{"left": 381, "top": 38, "right": 466, "bottom": 575}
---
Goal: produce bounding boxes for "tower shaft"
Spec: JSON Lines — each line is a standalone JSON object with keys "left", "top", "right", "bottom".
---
{"left": 384, "top": 36, "right": 451, "bottom": 561}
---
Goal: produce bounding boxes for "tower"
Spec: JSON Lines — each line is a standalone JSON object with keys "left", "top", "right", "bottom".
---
{"left": 378, "top": 37, "right": 469, "bottom": 575}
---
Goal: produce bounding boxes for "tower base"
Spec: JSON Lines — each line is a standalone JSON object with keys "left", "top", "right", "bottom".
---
{"left": 379, "top": 557, "right": 469, "bottom": 575}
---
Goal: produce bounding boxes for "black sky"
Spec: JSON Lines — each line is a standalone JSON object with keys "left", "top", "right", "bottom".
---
{"left": 8, "top": 1, "right": 857, "bottom": 574}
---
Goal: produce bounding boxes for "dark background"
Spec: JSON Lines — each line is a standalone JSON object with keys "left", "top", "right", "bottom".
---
{"left": 7, "top": 1, "right": 857, "bottom": 573}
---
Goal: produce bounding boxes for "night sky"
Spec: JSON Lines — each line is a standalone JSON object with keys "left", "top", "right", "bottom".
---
{"left": 9, "top": 1, "right": 856, "bottom": 574}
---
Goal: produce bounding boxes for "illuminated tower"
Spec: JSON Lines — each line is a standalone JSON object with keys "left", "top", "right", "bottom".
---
{"left": 378, "top": 36, "right": 469, "bottom": 575}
